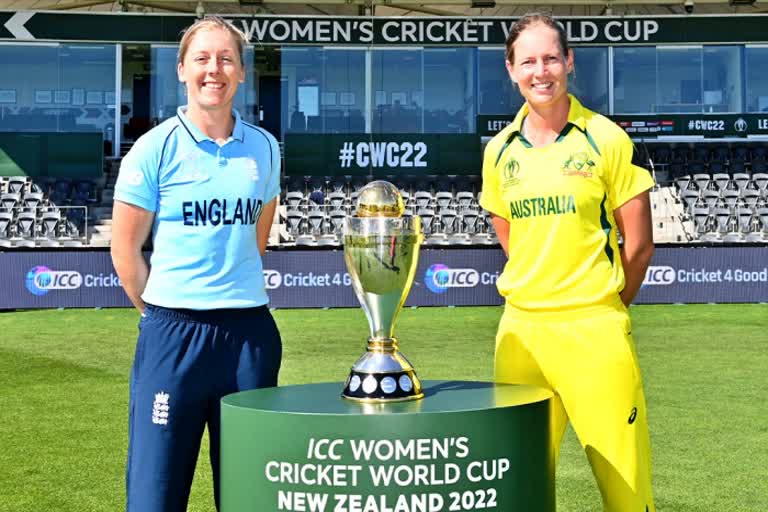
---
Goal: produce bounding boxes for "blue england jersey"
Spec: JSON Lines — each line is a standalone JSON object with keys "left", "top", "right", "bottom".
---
{"left": 114, "top": 107, "right": 281, "bottom": 309}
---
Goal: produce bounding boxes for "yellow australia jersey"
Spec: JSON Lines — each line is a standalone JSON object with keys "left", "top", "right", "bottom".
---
{"left": 480, "top": 95, "right": 654, "bottom": 311}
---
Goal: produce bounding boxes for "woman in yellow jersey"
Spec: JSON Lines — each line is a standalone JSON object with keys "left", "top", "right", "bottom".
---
{"left": 479, "top": 13, "right": 656, "bottom": 512}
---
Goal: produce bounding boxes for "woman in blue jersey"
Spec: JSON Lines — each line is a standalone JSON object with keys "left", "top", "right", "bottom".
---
{"left": 480, "top": 13, "right": 656, "bottom": 512}
{"left": 111, "top": 16, "right": 282, "bottom": 512}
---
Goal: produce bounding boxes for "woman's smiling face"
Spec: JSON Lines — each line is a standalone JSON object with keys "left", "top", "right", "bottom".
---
{"left": 177, "top": 27, "right": 245, "bottom": 114}
{"left": 506, "top": 22, "right": 573, "bottom": 109}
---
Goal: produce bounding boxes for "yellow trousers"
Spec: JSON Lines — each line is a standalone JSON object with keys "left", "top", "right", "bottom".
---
{"left": 495, "top": 301, "right": 655, "bottom": 512}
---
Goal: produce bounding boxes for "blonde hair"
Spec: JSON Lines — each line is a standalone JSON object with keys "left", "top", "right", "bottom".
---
{"left": 177, "top": 16, "right": 248, "bottom": 66}
{"left": 505, "top": 13, "right": 569, "bottom": 64}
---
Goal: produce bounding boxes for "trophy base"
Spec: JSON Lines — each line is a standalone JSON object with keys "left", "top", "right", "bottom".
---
{"left": 342, "top": 369, "right": 424, "bottom": 403}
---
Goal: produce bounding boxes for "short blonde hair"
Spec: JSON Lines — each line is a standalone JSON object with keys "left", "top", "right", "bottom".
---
{"left": 177, "top": 16, "right": 248, "bottom": 66}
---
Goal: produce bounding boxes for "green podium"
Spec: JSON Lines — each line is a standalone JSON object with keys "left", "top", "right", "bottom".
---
{"left": 221, "top": 381, "right": 554, "bottom": 512}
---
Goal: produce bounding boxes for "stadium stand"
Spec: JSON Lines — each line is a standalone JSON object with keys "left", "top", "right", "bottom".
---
{"left": 1, "top": 141, "right": 767, "bottom": 248}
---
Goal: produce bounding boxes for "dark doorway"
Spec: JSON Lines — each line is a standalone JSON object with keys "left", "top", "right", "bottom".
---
{"left": 259, "top": 76, "right": 281, "bottom": 139}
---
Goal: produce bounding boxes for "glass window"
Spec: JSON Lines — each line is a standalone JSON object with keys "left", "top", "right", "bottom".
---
{"left": 477, "top": 48, "right": 523, "bottom": 115}
{"left": 150, "top": 45, "right": 256, "bottom": 125}
{"left": 322, "top": 49, "right": 366, "bottom": 134}
{"left": 150, "top": 46, "right": 182, "bottom": 123}
{"left": 613, "top": 47, "right": 657, "bottom": 114}
{"left": 0, "top": 43, "right": 117, "bottom": 143}
{"left": 372, "top": 49, "right": 423, "bottom": 133}
{"left": 746, "top": 46, "right": 768, "bottom": 113}
{"left": 282, "top": 47, "right": 366, "bottom": 135}
{"left": 423, "top": 48, "right": 475, "bottom": 133}
{"left": 282, "top": 47, "right": 321, "bottom": 135}
{"left": 570, "top": 47, "right": 608, "bottom": 114}
{"left": 657, "top": 47, "right": 702, "bottom": 113}
{"left": 703, "top": 46, "right": 742, "bottom": 113}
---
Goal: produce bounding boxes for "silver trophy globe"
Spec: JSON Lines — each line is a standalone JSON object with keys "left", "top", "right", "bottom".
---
{"left": 342, "top": 180, "right": 424, "bottom": 402}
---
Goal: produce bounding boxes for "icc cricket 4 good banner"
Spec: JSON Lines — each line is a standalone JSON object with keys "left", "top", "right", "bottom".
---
{"left": 0, "top": 247, "right": 766, "bottom": 309}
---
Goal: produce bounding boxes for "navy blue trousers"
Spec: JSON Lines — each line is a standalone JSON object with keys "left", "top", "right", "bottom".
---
{"left": 126, "top": 304, "right": 282, "bottom": 512}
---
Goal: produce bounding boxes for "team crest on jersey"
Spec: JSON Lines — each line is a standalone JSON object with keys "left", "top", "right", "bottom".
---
{"left": 245, "top": 158, "right": 259, "bottom": 181}
{"left": 502, "top": 157, "right": 521, "bottom": 188}
{"left": 562, "top": 152, "right": 596, "bottom": 177}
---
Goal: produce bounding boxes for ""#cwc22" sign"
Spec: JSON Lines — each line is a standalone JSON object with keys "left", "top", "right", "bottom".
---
{"left": 284, "top": 134, "right": 480, "bottom": 176}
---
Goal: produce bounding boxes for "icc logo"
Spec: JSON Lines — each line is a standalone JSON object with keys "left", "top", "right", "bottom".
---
{"left": 502, "top": 158, "right": 521, "bottom": 188}
{"left": 425, "top": 264, "right": 480, "bottom": 294}
{"left": 734, "top": 118, "right": 747, "bottom": 133}
{"left": 263, "top": 269, "right": 282, "bottom": 289}
{"left": 642, "top": 266, "right": 676, "bottom": 286}
{"left": 25, "top": 266, "right": 83, "bottom": 296}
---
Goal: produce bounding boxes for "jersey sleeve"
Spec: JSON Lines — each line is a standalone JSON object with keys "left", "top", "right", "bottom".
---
{"left": 479, "top": 138, "right": 508, "bottom": 219}
{"left": 264, "top": 131, "right": 281, "bottom": 203}
{"left": 113, "top": 134, "right": 160, "bottom": 212}
{"left": 602, "top": 128, "right": 655, "bottom": 208}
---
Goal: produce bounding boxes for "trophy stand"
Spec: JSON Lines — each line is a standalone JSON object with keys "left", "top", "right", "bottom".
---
{"left": 342, "top": 181, "right": 424, "bottom": 402}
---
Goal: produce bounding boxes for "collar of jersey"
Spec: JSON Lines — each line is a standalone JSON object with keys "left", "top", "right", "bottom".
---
{"left": 495, "top": 94, "right": 589, "bottom": 166}
{"left": 176, "top": 106, "right": 245, "bottom": 145}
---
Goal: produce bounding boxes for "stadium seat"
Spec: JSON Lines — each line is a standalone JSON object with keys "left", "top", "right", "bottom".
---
{"left": 711, "top": 145, "right": 730, "bottom": 164}
{"left": 692, "top": 206, "right": 711, "bottom": 235}
{"left": 455, "top": 191, "right": 474, "bottom": 209}
{"left": 689, "top": 160, "right": 707, "bottom": 176}
{"left": 329, "top": 177, "right": 346, "bottom": 194}
{"left": 680, "top": 189, "right": 700, "bottom": 212}
{"left": 752, "top": 146, "right": 767, "bottom": 162}
{"left": 414, "top": 191, "right": 433, "bottom": 210}
{"left": 0, "top": 211, "right": 13, "bottom": 238}
{"left": 675, "top": 173, "right": 692, "bottom": 192}
{"left": 73, "top": 181, "right": 98, "bottom": 204}
{"left": 285, "top": 210, "right": 305, "bottom": 238}
{"left": 461, "top": 209, "right": 479, "bottom": 234}
{"left": 23, "top": 191, "right": 44, "bottom": 212}
{"left": 307, "top": 210, "right": 326, "bottom": 236}
{"left": 741, "top": 188, "right": 760, "bottom": 209}
{"left": 730, "top": 159, "right": 747, "bottom": 174}
{"left": 1, "top": 192, "right": 20, "bottom": 212}
{"left": 435, "top": 191, "right": 453, "bottom": 210}
{"left": 737, "top": 207, "right": 753, "bottom": 233}
{"left": 712, "top": 172, "right": 730, "bottom": 191}
{"left": 702, "top": 189, "right": 720, "bottom": 209}
{"left": 753, "top": 173, "right": 768, "bottom": 192}
{"left": 16, "top": 212, "right": 37, "bottom": 238}
{"left": 692, "top": 172, "right": 710, "bottom": 191}
{"left": 722, "top": 188, "right": 740, "bottom": 210}
{"left": 327, "top": 191, "right": 346, "bottom": 210}
{"left": 7, "top": 176, "right": 29, "bottom": 194}
{"left": 671, "top": 147, "right": 689, "bottom": 165}
{"left": 417, "top": 208, "right": 436, "bottom": 235}
{"left": 41, "top": 211, "right": 60, "bottom": 236}
{"left": 285, "top": 191, "right": 305, "bottom": 209}
{"left": 328, "top": 210, "right": 346, "bottom": 237}
{"left": 732, "top": 145, "right": 750, "bottom": 163}
{"left": 713, "top": 207, "right": 730, "bottom": 234}
{"left": 440, "top": 209, "right": 458, "bottom": 234}
{"left": 733, "top": 173, "right": 751, "bottom": 191}
{"left": 759, "top": 207, "right": 768, "bottom": 233}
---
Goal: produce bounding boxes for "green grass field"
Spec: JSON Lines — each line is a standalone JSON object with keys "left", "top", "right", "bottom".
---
{"left": 1, "top": 304, "right": 766, "bottom": 512}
